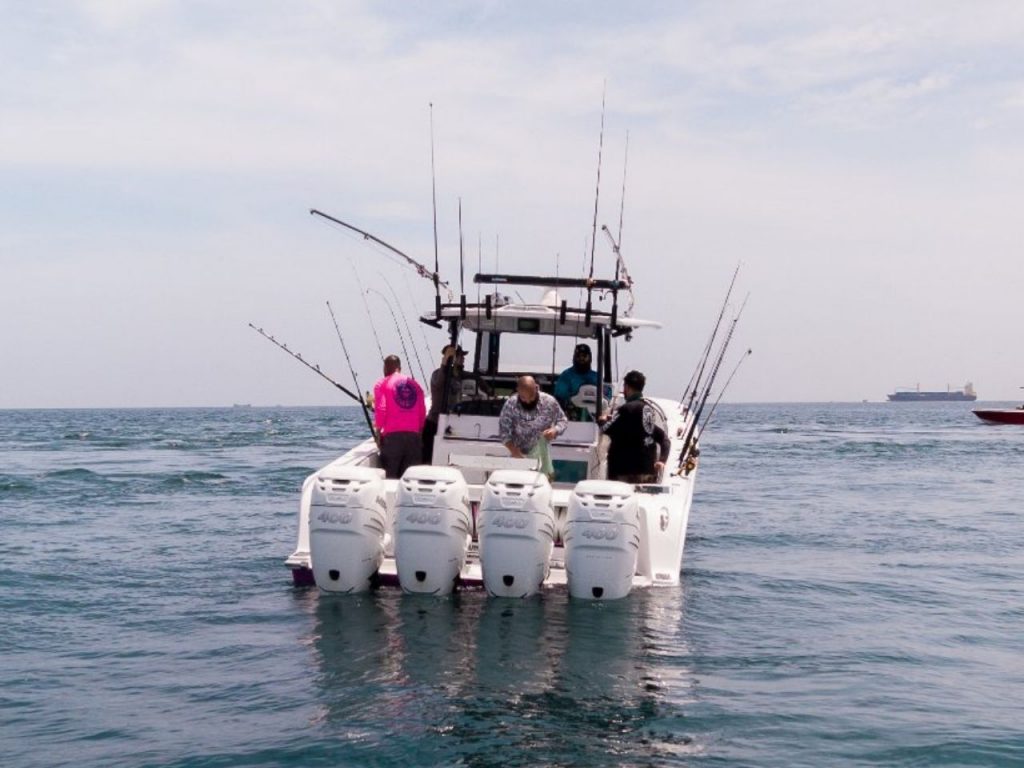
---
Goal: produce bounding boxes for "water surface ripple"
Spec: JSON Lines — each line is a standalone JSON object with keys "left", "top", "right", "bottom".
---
{"left": 1, "top": 404, "right": 1022, "bottom": 766}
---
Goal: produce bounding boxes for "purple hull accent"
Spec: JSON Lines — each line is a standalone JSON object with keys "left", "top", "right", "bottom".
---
{"left": 291, "top": 566, "right": 486, "bottom": 591}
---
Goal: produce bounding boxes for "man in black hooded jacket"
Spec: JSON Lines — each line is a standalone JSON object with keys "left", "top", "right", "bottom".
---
{"left": 599, "top": 370, "right": 670, "bottom": 483}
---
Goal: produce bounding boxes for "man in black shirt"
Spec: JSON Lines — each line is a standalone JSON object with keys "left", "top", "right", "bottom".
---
{"left": 599, "top": 370, "right": 670, "bottom": 484}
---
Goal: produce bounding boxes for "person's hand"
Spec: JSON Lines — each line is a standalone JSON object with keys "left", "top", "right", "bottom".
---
{"left": 596, "top": 413, "right": 609, "bottom": 424}
{"left": 654, "top": 461, "right": 665, "bottom": 475}
{"left": 542, "top": 427, "right": 558, "bottom": 440}
{"left": 508, "top": 446, "right": 524, "bottom": 458}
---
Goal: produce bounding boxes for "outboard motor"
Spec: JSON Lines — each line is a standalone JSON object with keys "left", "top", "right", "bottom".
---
{"left": 564, "top": 480, "right": 640, "bottom": 600}
{"left": 394, "top": 466, "right": 471, "bottom": 595}
{"left": 308, "top": 465, "right": 388, "bottom": 594}
{"left": 478, "top": 470, "right": 555, "bottom": 598}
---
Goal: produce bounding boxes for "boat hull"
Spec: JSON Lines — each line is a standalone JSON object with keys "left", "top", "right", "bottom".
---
{"left": 973, "top": 409, "right": 1024, "bottom": 425}
{"left": 285, "top": 397, "right": 698, "bottom": 597}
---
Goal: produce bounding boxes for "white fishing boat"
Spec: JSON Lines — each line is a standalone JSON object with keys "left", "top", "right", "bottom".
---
{"left": 283, "top": 263, "right": 728, "bottom": 600}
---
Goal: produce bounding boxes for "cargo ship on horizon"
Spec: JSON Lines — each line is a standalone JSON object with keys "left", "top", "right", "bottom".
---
{"left": 887, "top": 383, "right": 977, "bottom": 402}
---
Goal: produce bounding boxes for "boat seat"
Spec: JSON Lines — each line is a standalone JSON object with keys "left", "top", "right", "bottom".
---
{"left": 570, "top": 384, "right": 609, "bottom": 422}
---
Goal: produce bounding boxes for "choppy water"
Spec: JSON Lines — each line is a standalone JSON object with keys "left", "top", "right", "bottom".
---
{"left": 2, "top": 403, "right": 1022, "bottom": 767}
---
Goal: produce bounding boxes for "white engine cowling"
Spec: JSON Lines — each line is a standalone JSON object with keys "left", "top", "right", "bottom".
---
{"left": 308, "top": 465, "right": 388, "bottom": 594}
{"left": 563, "top": 480, "right": 640, "bottom": 600}
{"left": 478, "top": 470, "right": 555, "bottom": 598}
{"left": 394, "top": 466, "right": 471, "bottom": 595}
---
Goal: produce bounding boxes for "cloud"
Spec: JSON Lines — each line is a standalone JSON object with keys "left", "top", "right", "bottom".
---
{"left": 5, "top": 1, "right": 1024, "bottom": 405}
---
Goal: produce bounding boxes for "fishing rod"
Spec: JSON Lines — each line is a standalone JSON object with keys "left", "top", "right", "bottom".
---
{"left": 698, "top": 348, "right": 752, "bottom": 436}
{"left": 615, "top": 130, "right": 629, "bottom": 272}
{"left": 678, "top": 295, "right": 749, "bottom": 471}
{"left": 429, "top": 102, "right": 442, "bottom": 320}
{"left": 326, "top": 301, "right": 380, "bottom": 448}
{"left": 585, "top": 86, "right": 607, "bottom": 325}
{"left": 402, "top": 273, "right": 437, "bottom": 363}
{"left": 378, "top": 272, "right": 428, "bottom": 384}
{"left": 603, "top": 130, "right": 633, "bottom": 299}
{"left": 352, "top": 264, "right": 385, "bottom": 363}
{"left": 309, "top": 208, "right": 453, "bottom": 301}
{"left": 458, "top": 197, "right": 465, "bottom": 296}
{"left": 248, "top": 323, "right": 362, "bottom": 404}
{"left": 680, "top": 263, "right": 741, "bottom": 414}
{"left": 600, "top": 225, "right": 635, "bottom": 315}
{"left": 367, "top": 287, "right": 415, "bottom": 380}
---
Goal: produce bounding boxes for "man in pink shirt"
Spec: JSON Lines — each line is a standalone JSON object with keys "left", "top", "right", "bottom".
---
{"left": 372, "top": 355, "right": 426, "bottom": 478}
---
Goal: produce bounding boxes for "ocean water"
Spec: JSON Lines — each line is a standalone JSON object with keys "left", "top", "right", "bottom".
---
{"left": 1, "top": 403, "right": 1022, "bottom": 767}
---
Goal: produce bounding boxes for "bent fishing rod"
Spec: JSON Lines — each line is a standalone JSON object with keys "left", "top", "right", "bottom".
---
{"left": 248, "top": 323, "right": 363, "bottom": 404}
{"left": 310, "top": 208, "right": 454, "bottom": 302}
{"left": 326, "top": 301, "right": 379, "bottom": 448}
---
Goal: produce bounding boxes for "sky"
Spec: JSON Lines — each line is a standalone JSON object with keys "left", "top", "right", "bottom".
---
{"left": 2, "top": 0, "right": 1023, "bottom": 407}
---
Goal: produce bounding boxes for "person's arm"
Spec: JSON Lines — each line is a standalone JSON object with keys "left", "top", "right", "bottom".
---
{"left": 430, "top": 369, "right": 444, "bottom": 409}
{"left": 552, "top": 400, "right": 568, "bottom": 436}
{"left": 373, "top": 381, "right": 386, "bottom": 432}
{"left": 499, "top": 401, "right": 523, "bottom": 457}
{"left": 553, "top": 369, "right": 571, "bottom": 404}
{"left": 601, "top": 408, "right": 623, "bottom": 439}
{"left": 414, "top": 380, "right": 427, "bottom": 430}
{"left": 542, "top": 398, "right": 568, "bottom": 440}
{"left": 653, "top": 424, "right": 670, "bottom": 473}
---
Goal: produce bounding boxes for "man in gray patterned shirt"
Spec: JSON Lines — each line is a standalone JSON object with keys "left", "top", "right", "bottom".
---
{"left": 499, "top": 376, "right": 568, "bottom": 458}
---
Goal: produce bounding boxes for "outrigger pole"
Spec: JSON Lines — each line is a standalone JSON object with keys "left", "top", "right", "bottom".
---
{"left": 248, "top": 322, "right": 364, "bottom": 406}
{"left": 326, "top": 302, "right": 380, "bottom": 448}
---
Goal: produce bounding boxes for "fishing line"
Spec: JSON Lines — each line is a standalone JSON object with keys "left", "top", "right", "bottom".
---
{"left": 351, "top": 263, "right": 385, "bottom": 363}
{"left": 326, "top": 302, "right": 379, "bottom": 447}
{"left": 379, "top": 272, "right": 428, "bottom": 384}
{"left": 248, "top": 323, "right": 361, "bottom": 405}
{"left": 367, "top": 287, "right": 414, "bottom": 378}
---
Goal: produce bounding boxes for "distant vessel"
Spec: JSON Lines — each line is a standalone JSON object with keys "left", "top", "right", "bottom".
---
{"left": 974, "top": 387, "right": 1024, "bottom": 424}
{"left": 887, "top": 383, "right": 976, "bottom": 402}
{"left": 973, "top": 407, "right": 1024, "bottom": 424}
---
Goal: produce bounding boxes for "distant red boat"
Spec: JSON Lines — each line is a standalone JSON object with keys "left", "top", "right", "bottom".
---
{"left": 973, "top": 408, "right": 1024, "bottom": 425}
